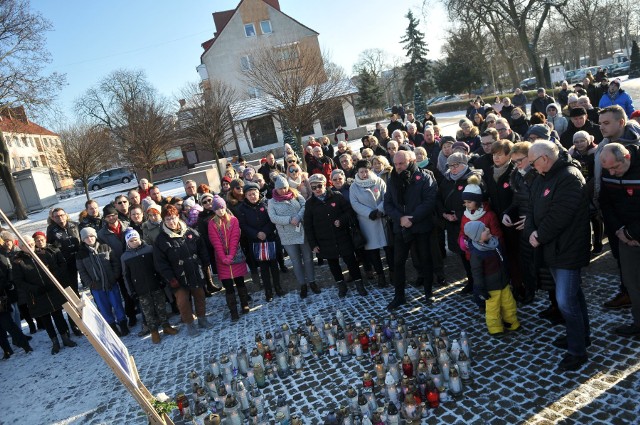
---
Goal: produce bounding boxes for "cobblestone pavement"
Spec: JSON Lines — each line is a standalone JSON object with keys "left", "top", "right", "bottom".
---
{"left": 1, "top": 241, "right": 639, "bottom": 424}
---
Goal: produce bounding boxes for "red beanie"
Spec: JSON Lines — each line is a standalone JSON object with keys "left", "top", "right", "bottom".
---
{"left": 33, "top": 231, "right": 46, "bottom": 240}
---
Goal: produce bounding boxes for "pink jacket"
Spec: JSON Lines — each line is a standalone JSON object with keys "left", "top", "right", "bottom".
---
{"left": 208, "top": 216, "right": 247, "bottom": 280}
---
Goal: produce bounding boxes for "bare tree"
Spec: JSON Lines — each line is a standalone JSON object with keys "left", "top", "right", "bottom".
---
{"left": 178, "top": 80, "right": 243, "bottom": 179}
{"left": 0, "top": 0, "right": 66, "bottom": 219}
{"left": 56, "top": 124, "right": 113, "bottom": 199}
{"left": 74, "top": 69, "right": 175, "bottom": 181}
{"left": 242, "top": 37, "right": 349, "bottom": 170}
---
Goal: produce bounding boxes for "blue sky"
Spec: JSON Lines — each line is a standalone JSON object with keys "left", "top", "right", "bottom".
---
{"left": 32, "top": 0, "right": 445, "bottom": 125}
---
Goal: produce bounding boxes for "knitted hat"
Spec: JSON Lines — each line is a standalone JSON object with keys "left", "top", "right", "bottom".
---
{"left": 461, "top": 175, "right": 484, "bottom": 203}
{"left": 464, "top": 221, "right": 486, "bottom": 242}
{"left": 222, "top": 176, "right": 232, "bottom": 184}
{"left": 146, "top": 202, "right": 161, "bottom": 213}
{"left": 355, "top": 159, "right": 371, "bottom": 170}
{"left": 32, "top": 231, "right": 46, "bottom": 240}
{"left": 447, "top": 152, "right": 469, "bottom": 166}
{"left": 124, "top": 228, "right": 140, "bottom": 244}
{"left": 537, "top": 87, "right": 545, "bottom": 93}
{"left": 243, "top": 166, "right": 255, "bottom": 178}
{"left": 80, "top": 227, "right": 97, "bottom": 240}
{"left": 525, "top": 124, "right": 551, "bottom": 140}
{"left": 440, "top": 136, "right": 456, "bottom": 146}
{"left": 244, "top": 182, "right": 259, "bottom": 193}
{"left": 569, "top": 107, "right": 587, "bottom": 117}
{"left": 200, "top": 193, "right": 214, "bottom": 206}
{"left": 573, "top": 130, "right": 592, "bottom": 142}
{"left": 183, "top": 198, "right": 196, "bottom": 209}
{"left": 452, "top": 142, "right": 470, "bottom": 154}
{"left": 567, "top": 93, "right": 579, "bottom": 104}
{"left": 229, "top": 179, "right": 244, "bottom": 191}
{"left": 274, "top": 175, "right": 289, "bottom": 190}
{"left": 103, "top": 204, "right": 118, "bottom": 217}
{"left": 212, "top": 195, "right": 226, "bottom": 211}
{"left": 610, "top": 78, "right": 621, "bottom": 87}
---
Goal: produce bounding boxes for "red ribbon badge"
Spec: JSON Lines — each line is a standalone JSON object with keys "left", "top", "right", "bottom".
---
{"left": 330, "top": 202, "right": 336, "bottom": 207}
{"left": 260, "top": 207, "right": 265, "bottom": 212}
{"left": 503, "top": 182, "right": 510, "bottom": 189}
{"left": 416, "top": 175, "right": 422, "bottom": 180}
{"left": 543, "top": 188, "right": 550, "bottom": 197}
{"left": 627, "top": 188, "right": 634, "bottom": 196}
{"left": 458, "top": 185, "right": 463, "bottom": 191}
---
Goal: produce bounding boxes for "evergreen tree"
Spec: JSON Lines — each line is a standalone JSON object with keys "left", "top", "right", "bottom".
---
{"left": 356, "top": 69, "right": 384, "bottom": 113}
{"left": 401, "top": 10, "right": 430, "bottom": 97}
{"left": 413, "top": 84, "right": 426, "bottom": 118}
{"left": 543, "top": 58, "right": 552, "bottom": 88}
{"left": 630, "top": 40, "right": 640, "bottom": 79}
{"left": 280, "top": 117, "right": 301, "bottom": 166}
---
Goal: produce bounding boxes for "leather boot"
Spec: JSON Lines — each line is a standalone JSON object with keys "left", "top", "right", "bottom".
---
{"left": 309, "top": 282, "right": 321, "bottom": 294}
{"left": 355, "top": 279, "right": 368, "bottom": 296}
{"left": 61, "top": 332, "right": 77, "bottom": 348}
{"left": 162, "top": 323, "right": 179, "bottom": 335}
{"left": 377, "top": 273, "right": 388, "bottom": 288}
{"left": 225, "top": 288, "right": 240, "bottom": 321}
{"left": 150, "top": 330, "right": 161, "bottom": 344}
{"left": 118, "top": 320, "right": 130, "bottom": 337}
{"left": 300, "top": 284, "right": 308, "bottom": 299}
{"left": 204, "top": 267, "right": 222, "bottom": 295}
{"left": 337, "top": 280, "right": 348, "bottom": 298}
{"left": 236, "top": 282, "right": 251, "bottom": 314}
{"left": 19, "top": 342, "right": 33, "bottom": 354}
{"left": 51, "top": 337, "right": 60, "bottom": 355}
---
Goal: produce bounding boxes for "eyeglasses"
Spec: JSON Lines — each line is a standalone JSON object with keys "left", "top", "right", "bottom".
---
{"left": 289, "top": 168, "right": 299, "bottom": 173}
{"left": 449, "top": 163, "right": 462, "bottom": 168}
{"left": 530, "top": 155, "right": 545, "bottom": 166}
{"left": 311, "top": 184, "right": 324, "bottom": 190}
{"left": 512, "top": 157, "right": 527, "bottom": 165}
{"left": 117, "top": 200, "right": 128, "bottom": 205}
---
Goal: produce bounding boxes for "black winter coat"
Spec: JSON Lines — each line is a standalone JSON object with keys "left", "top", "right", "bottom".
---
{"left": 559, "top": 120, "right": 603, "bottom": 149}
{"left": 384, "top": 163, "right": 438, "bottom": 235}
{"left": 438, "top": 167, "right": 484, "bottom": 220}
{"left": 153, "top": 222, "right": 210, "bottom": 290}
{"left": 0, "top": 252, "right": 16, "bottom": 304}
{"left": 12, "top": 251, "right": 66, "bottom": 318}
{"left": 504, "top": 167, "right": 537, "bottom": 221}
{"left": 531, "top": 95, "right": 556, "bottom": 117}
{"left": 78, "top": 215, "right": 103, "bottom": 232}
{"left": 304, "top": 190, "right": 355, "bottom": 259}
{"left": 483, "top": 163, "right": 515, "bottom": 217}
{"left": 121, "top": 243, "right": 162, "bottom": 297}
{"left": 46, "top": 221, "right": 80, "bottom": 264}
{"left": 510, "top": 116, "right": 530, "bottom": 138}
{"left": 97, "top": 221, "right": 128, "bottom": 263}
{"left": 237, "top": 199, "right": 277, "bottom": 244}
{"left": 525, "top": 155, "right": 590, "bottom": 269}
{"left": 76, "top": 242, "right": 120, "bottom": 291}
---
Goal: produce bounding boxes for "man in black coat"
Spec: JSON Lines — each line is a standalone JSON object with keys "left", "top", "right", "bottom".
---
{"left": 384, "top": 150, "right": 438, "bottom": 310}
{"left": 559, "top": 107, "right": 603, "bottom": 149}
{"left": 531, "top": 88, "right": 556, "bottom": 118}
{"left": 46, "top": 208, "right": 81, "bottom": 295}
{"left": 78, "top": 199, "right": 103, "bottom": 232}
{"left": 525, "top": 141, "right": 591, "bottom": 372}
{"left": 258, "top": 152, "right": 284, "bottom": 183}
{"left": 599, "top": 143, "right": 640, "bottom": 337}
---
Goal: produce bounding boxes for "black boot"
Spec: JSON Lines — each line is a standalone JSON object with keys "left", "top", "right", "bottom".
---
{"left": 355, "top": 279, "right": 368, "bottom": 296}
{"left": 273, "top": 278, "right": 285, "bottom": 297}
{"left": 300, "top": 284, "right": 308, "bottom": 299}
{"left": 110, "top": 323, "right": 121, "bottom": 336}
{"left": 51, "top": 337, "right": 60, "bottom": 355}
{"left": 2, "top": 349, "right": 12, "bottom": 359}
{"left": 19, "top": 342, "right": 33, "bottom": 354}
{"left": 225, "top": 288, "right": 240, "bottom": 321}
{"left": 61, "top": 332, "right": 78, "bottom": 348}
{"left": 119, "top": 320, "right": 130, "bottom": 337}
{"left": 236, "top": 282, "right": 251, "bottom": 315}
{"left": 309, "top": 282, "right": 321, "bottom": 294}
{"left": 377, "top": 273, "right": 388, "bottom": 288}
{"left": 337, "top": 281, "right": 348, "bottom": 298}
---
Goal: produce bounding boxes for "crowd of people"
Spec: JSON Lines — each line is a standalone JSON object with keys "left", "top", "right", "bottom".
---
{"left": 0, "top": 81, "right": 638, "bottom": 373}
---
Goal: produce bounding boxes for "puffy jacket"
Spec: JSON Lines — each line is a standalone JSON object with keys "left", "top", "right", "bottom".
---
{"left": 142, "top": 220, "right": 162, "bottom": 246}
{"left": 76, "top": 242, "right": 120, "bottom": 291}
{"left": 267, "top": 192, "right": 306, "bottom": 246}
{"left": 350, "top": 175, "right": 388, "bottom": 250}
{"left": 546, "top": 104, "right": 568, "bottom": 136}
{"left": 469, "top": 241, "right": 509, "bottom": 293}
{"left": 504, "top": 167, "right": 537, "bottom": 221}
{"left": 12, "top": 251, "right": 66, "bottom": 318}
{"left": 559, "top": 119, "right": 603, "bottom": 150}
{"left": 121, "top": 242, "right": 162, "bottom": 297}
{"left": 599, "top": 144, "right": 640, "bottom": 240}
{"left": 384, "top": 163, "right": 438, "bottom": 235}
{"left": 598, "top": 89, "right": 635, "bottom": 118}
{"left": 304, "top": 190, "right": 355, "bottom": 259}
{"left": 525, "top": 155, "right": 590, "bottom": 269}
{"left": 153, "top": 221, "right": 209, "bottom": 289}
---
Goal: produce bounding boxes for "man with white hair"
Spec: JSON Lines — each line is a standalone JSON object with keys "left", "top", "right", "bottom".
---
{"left": 525, "top": 140, "right": 591, "bottom": 372}
{"left": 599, "top": 143, "right": 640, "bottom": 337}
{"left": 406, "top": 122, "right": 425, "bottom": 147}
{"left": 495, "top": 118, "right": 521, "bottom": 143}
{"left": 333, "top": 140, "right": 350, "bottom": 166}
{"left": 386, "top": 140, "right": 399, "bottom": 161}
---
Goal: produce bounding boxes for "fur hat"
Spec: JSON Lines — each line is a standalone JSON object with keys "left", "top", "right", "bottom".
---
{"left": 452, "top": 142, "right": 470, "bottom": 154}
{"left": 570, "top": 107, "right": 587, "bottom": 117}
{"left": 211, "top": 195, "right": 226, "bottom": 211}
{"left": 80, "top": 227, "right": 97, "bottom": 240}
{"left": 124, "top": 228, "right": 140, "bottom": 244}
{"left": 525, "top": 124, "right": 551, "bottom": 140}
{"left": 447, "top": 152, "right": 469, "bottom": 166}
{"left": 461, "top": 175, "right": 484, "bottom": 203}
{"left": 464, "top": 221, "right": 486, "bottom": 242}
{"left": 274, "top": 175, "right": 289, "bottom": 190}
{"left": 103, "top": 204, "right": 118, "bottom": 217}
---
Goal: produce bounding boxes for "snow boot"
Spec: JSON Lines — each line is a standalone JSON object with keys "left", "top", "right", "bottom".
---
{"left": 50, "top": 337, "right": 61, "bottom": 355}
{"left": 110, "top": 323, "right": 121, "bottom": 336}
{"left": 61, "top": 332, "right": 77, "bottom": 348}
{"left": 118, "top": 320, "right": 130, "bottom": 337}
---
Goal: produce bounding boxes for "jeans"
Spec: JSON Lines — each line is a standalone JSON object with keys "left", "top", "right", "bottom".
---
{"left": 283, "top": 243, "right": 315, "bottom": 286}
{"left": 549, "top": 268, "right": 590, "bottom": 356}
{"left": 93, "top": 285, "right": 127, "bottom": 325}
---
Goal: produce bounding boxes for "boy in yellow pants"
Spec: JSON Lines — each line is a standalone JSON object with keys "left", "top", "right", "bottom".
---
{"left": 464, "top": 221, "right": 521, "bottom": 336}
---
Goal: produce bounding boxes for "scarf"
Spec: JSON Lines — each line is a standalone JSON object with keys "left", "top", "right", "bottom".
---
{"left": 493, "top": 162, "right": 511, "bottom": 183}
{"left": 287, "top": 175, "right": 302, "bottom": 189}
{"left": 464, "top": 207, "right": 486, "bottom": 221}
{"left": 417, "top": 158, "right": 430, "bottom": 169}
{"left": 448, "top": 165, "right": 469, "bottom": 181}
{"left": 272, "top": 189, "right": 295, "bottom": 202}
{"left": 354, "top": 172, "right": 377, "bottom": 188}
{"left": 472, "top": 235, "right": 500, "bottom": 253}
{"left": 390, "top": 161, "right": 417, "bottom": 206}
{"left": 437, "top": 151, "right": 449, "bottom": 175}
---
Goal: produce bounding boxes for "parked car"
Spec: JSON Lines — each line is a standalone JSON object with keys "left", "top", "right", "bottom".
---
{"left": 519, "top": 77, "right": 537, "bottom": 90}
{"left": 610, "top": 61, "right": 630, "bottom": 77}
{"left": 87, "top": 167, "right": 135, "bottom": 191}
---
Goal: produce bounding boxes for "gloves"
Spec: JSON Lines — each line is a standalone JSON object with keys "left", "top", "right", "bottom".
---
{"left": 369, "top": 210, "right": 379, "bottom": 220}
{"left": 221, "top": 256, "right": 232, "bottom": 265}
{"left": 169, "top": 278, "right": 180, "bottom": 289}
{"left": 473, "top": 285, "right": 490, "bottom": 301}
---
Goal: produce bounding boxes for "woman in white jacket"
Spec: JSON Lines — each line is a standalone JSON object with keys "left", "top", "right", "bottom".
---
{"left": 349, "top": 159, "right": 391, "bottom": 287}
{"left": 267, "top": 175, "right": 320, "bottom": 299}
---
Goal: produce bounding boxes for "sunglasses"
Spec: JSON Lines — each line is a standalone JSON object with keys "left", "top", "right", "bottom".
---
{"left": 311, "top": 184, "right": 324, "bottom": 190}
{"left": 289, "top": 168, "right": 300, "bottom": 173}
{"left": 202, "top": 199, "right": 213, "bottom": 204}
{"left": 117, "top": 200, "right": 128, "bottom": 205}
{"left": 287, "top": 159, "right": 297, "bottom": 163}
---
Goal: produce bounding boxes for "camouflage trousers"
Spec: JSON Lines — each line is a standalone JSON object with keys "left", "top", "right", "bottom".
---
{"left": 139, "top": 290, "right": 168, "bottom": 331}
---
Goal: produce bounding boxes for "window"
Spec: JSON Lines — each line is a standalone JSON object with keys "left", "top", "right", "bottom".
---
{"left": 14, "top": 136, "right": 19, "bottom": 147}
{"left": 22, "top": 137, "right": 27, "bottom": 147}
{"left": 19, "top": 157, "right": 26, "bottom": 169}
{"left": 29, "top": 157, "right": 39, "bottom": 167}
{"left": 43, "top": 138, "right": 49, "bottom": 147}
{"left": 240, "top": 55, "right": 253, "bottom": 71}
{"left": 260, "top": 20, "right": 272, "bottom": 34}
{"left": 11, "top": 157, "right": 17, "bottom": 171}
{"left": 248, "top": 87, "right": 261, "bottom": 99}
{"left": 244, "top": 23, "right": 256, "bottom": 37}
{"left": 248, "top": 116, "right": 278, "bottom": 148}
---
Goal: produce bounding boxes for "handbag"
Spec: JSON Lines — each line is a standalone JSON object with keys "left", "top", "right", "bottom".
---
{"left": 252, "top": 241, "right": 276, "bottom": 261}
{"left": 348, "top": 218, "right": 367, "bottom": 250}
